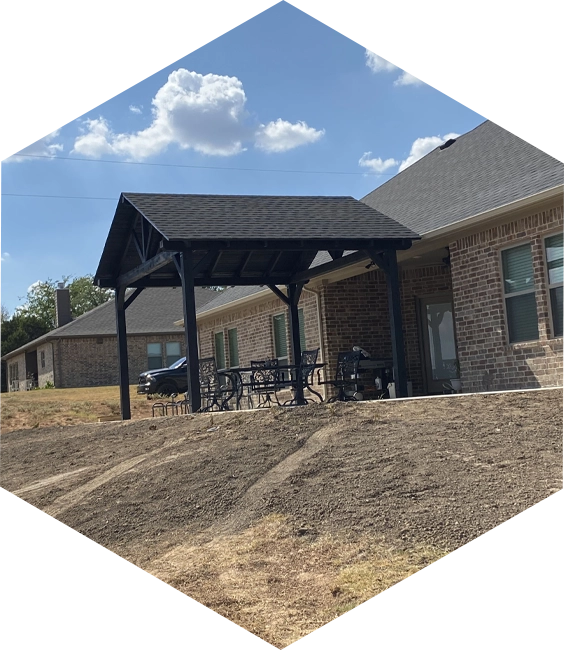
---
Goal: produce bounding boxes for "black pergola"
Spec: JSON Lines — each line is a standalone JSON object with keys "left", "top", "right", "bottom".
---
{"left": 94, "top": 193, "right": 420, "bottom": 418}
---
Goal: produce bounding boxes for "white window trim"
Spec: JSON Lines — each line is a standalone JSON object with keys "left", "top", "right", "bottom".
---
{"left": 499, "top": 240, "right": 539, "bottom": 345}
{"left": 214, "top": 329, "right": 226, "bottom": 369}
{"left": 227, "top": 327, "right": 239, "bottom": 369}
{"left": 543, "top": 231, "right": 564, "bottom": 339}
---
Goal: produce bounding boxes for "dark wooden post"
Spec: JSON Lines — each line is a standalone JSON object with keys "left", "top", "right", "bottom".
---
{"left": 287, "top": 283, "right": 304, "bottom": 405}
{"left": 179, "top": 250, "right": 201, "bottom": 413}
{"left": 367, "top": 249, "right": 408, "bottom": 398}
{"left": 115, "top": 285, "right": 131, "bottom": 420}
{"left": 383, "top": 250, "right": 408, "bottom": 398}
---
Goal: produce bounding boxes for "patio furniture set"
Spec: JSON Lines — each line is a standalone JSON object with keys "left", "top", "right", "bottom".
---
{"left": 150, "top": 349, "right": 397, "bottom": 416}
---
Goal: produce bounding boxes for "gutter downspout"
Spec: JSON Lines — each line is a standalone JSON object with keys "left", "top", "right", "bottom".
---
{"left": 303, "top": 285, "right": 328, "bottom": 400}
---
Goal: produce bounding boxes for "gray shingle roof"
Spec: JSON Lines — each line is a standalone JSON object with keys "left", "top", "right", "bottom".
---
{"left": 121, "top": 194, "right": 419, "bottom": 241}
{"left": 361, "top": 121, "right": 564, "bottom": 235}
{"left": 2, "top": 287, "right": 217, "bottom": 359}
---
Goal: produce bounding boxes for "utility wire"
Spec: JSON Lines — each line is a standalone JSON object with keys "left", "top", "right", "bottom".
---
{"left": 2, "top": 193, "right": 117, "bottom": 201}
{"left": 10, "top": 153, "right": 397, "bottom": 177}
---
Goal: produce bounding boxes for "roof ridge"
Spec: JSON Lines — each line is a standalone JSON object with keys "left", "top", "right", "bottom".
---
{"left": 361, "top": 119, "right": 489, "bottom": 201}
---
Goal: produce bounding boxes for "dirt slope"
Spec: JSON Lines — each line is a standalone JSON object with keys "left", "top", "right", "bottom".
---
{"left": 1, "top": 389, "right": 562, "bottom": 646}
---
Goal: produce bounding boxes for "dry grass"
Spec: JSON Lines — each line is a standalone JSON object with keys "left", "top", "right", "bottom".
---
{"left": 144, "top": 514, "right": 447, "bottom": 648}
{"left": 0, "top": 386, "right": 153, "bottom": 432}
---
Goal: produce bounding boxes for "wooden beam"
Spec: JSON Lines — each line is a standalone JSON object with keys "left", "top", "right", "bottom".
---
{"left": 162, "top": 238, "right": 416, "bottom": 252}
{"left": 179, "top": 250, "right": 201, "bottom": 413}
{"left": 287, "top": 283, "right": 305, "bottom": 404}
{"left": 291, "top": 250, "right": 370, "bottom": 284}
{"left": 124, "top": 287, "right": 144, "bottom": 310}
{"left": 268, "top": 285, "right": 289, "bottom": 305}
{"left": 114, "top": 286, "right": 131, "bottom": 420}
{"left": 193, "top": 250, "right": 221, "bottom": 276}
{"left": 132, "top": 230, "right": 145, "bottom": 262}
{"left": 367, "top": 249, "right": 408, "bottom": 398}
{"left": 235, "top": 251, "right": 253, "bottom": 277}
{"left": 116, "top": 251, "right": 176, "bottom": 287}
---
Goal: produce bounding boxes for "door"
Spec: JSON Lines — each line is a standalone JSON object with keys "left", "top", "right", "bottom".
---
{"left": 418, "top": 295, "right": 459, "bottom": 394}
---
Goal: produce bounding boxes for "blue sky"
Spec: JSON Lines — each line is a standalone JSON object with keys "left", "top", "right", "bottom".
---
{"left": 0, "top": 2, "right": 483, "bottom": 314}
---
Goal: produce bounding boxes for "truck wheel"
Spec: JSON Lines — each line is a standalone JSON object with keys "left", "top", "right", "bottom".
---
{"left": 156, "top": 382, "right": 177, "bottom": 397}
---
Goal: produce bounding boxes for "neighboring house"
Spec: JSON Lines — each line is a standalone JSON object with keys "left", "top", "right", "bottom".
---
{"left": 2, "top": 286, "right": 217, "bottom": 390}
{"left": 190, "top": 121, "right": 563, "bottom": 396}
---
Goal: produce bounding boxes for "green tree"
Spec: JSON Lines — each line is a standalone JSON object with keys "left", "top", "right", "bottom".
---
{"left": 16, "top": 275, "right": 114, "bottom": 330}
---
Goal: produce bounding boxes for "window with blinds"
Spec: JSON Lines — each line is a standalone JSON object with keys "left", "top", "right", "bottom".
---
{"left": 501, "top": 243, "right": 539, "bottom": 343}
{"left": 147, "top": 343, "right": 163, "bottom": 370}
{"left": 545, "top": 233, "right": 563, "bottom": 337}
{"left": 214, "top": 331, "right": 226, "bottom": 369}
{"left": 165, "top": 341, "right": 181, "bottom": 367}
{"left": 273, "top": 313, "right": 288, "bottom": 365}
{"left": 228, "top": 328, "right": 239, "bottom": 367}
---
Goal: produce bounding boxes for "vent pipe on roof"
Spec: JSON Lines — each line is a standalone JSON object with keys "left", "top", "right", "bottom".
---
{"left": 55, "top": 286, "right": 72, "bottom": 328}
{"left": 439, "top": 138, "right": 457, "bottom": 150}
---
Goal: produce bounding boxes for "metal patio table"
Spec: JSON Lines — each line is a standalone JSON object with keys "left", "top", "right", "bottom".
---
{"left": 222, "top": 362, "right": 325, "bottom": 409}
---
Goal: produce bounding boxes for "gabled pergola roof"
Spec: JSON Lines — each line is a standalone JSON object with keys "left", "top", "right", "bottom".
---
{"left": 95, "top": 193, "right": 419, "bottom": 289}
{"left": 94, "top": 192, "right": 420, "bottom": 418}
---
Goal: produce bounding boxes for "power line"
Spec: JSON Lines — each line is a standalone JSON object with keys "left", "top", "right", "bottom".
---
{"left": 2, "top": 193, "right": 117, "bottom": 201}
{"left": 11, "top": 153, "right": 397, "bottom": 177}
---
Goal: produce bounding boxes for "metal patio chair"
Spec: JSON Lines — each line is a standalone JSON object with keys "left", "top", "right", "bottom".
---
{"left": 282, "top": 348, "right": 322, "bottom": 405}
{"left": 198, "top": 356, "right": 237, "bottom": 412}
{"left": 318, "top": 350, "right": 363, "bottom": 402}
{"left": 247, "top": 358, "right": 281, "bottom": 408}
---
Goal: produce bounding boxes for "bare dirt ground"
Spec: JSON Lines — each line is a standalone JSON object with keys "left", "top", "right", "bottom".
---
{"left": 1, "top": 389, "right": 562, "bottom": 647}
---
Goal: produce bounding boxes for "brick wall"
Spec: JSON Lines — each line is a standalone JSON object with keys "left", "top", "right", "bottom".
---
{"left": 37, "top": 342, "right": 55, "bottom": 387}
{"left": 319, "top": 264, "right": 452, "bottom": 396}
{"left": 54, "top": 333, "right": 187, "bottom": 388}
{"left": 450, "top": 203, "right": 563, "bottom": 392}
{"left": 198, "top": 291, "right": 320, "bottom": 364}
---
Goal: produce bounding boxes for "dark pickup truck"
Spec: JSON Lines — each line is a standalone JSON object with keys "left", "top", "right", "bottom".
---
{"left": 137, "top": 357, "right": 188, "bottom": 396}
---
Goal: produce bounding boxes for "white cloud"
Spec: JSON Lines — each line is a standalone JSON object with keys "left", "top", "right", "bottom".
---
{"left": 365, "top": 51, "right": 397, "bottom": 73}
{"left": 72, "top": 69, "right": 324, "bottom": 160}
{"left": 365, "top": 49, "right": 423, "bottom": 87}
{"left": 7, "top": 130, "right": 63, "bottom": 162}
{"left": 255, "top": 119, "right": 324, "bottom": 153}
{"left": 358, "top": 152, "right": 398, "bottom": 174}
{"left": 394, "top": 72, "right": 423, "bottom": 87}
{"left": 398, "top": 132, "right": 460, "bottom": 171}
{"left": 129, "top": 105, "right": 142, "bottom": 114}
{"left": 1, "top": 252, "right": 10, "bottom": 263}
{"left": 27, "top": 280, "right": 41, "bottom": 293}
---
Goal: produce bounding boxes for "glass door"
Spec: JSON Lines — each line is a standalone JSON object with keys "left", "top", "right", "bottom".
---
{"left": 419, "top": 295, "right": 460, "bottom": 394}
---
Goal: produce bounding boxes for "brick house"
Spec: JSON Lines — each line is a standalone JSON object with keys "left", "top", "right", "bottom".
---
{"left": 191, "top": 121, "right": 563, "bottom": 396}
{"left": 5, "top": 120, "right": 563, "bottom": 397}
{"left": 2, "top": 286, "right": 217, "bottom": 390}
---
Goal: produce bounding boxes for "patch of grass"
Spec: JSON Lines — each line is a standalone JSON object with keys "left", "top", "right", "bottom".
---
{"left": 1, "top": 385, "right": 153, "bottom": 432}
{"left": 146, "top": 515, "right": 447, "bottom": 648}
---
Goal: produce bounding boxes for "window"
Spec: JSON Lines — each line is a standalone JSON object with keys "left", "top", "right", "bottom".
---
{"left": 9, "top": 363, "right": 19, "bottom": 383}
{"left": 545, "top": 233, "right": 563, "bottom": 337}
{"left": 147, "top": 343, "right": 163, "bottom": 370}
{"left": 228, "top": 328, "right": 239, "bottom": 367}
{"left": 501, "top": 243, "right": 539, "bottom": 343}
{"left": 40, "top": 351, "right": 46, "bottom": 369}
{"left": 273, "top": 313, "right": 288, "bottom": 366}
{"left": 165, "top": 342, "right": 182, "bottom": 367}
{"left": 214, "top": 331, "right": 226, "bottom": 369}
{"left": 298, "top": 308, "right": 306, "bottom": 352}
